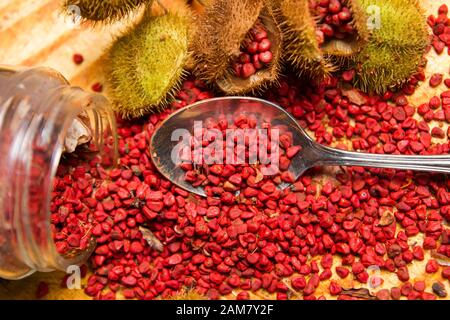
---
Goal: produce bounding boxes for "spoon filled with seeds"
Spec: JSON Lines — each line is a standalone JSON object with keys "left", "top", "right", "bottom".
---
{"left": 151, "top": 97, "right": 450, "bottom": 197}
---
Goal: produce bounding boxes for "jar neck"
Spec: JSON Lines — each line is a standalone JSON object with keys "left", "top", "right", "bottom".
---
{"left": 0, "top": 66, "right": 117, "bottom": 278}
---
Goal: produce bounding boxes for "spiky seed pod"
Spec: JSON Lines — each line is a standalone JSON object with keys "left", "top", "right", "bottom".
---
{"left": 321, "top": 0, "right": 370, "bottom": 58}
{"left": 275, "top": 0, "right": 337, "bottom": 80}
{"left": 106, "top": 9, "right": 190, "bottom": 118}
{"left": 63, "top": 0, "right": 150, "bottom": 23}
{"left": 191, "top": 0, "right": 282, "bottom": 95}
{"left": 352, "top": 0, "right": 429, "bottom": 94}
{"left": 274, "top": 0, "right": 370, "bottom": 80}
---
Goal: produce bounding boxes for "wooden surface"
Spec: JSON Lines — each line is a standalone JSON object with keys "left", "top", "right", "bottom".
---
{"left": 0, "top": 0, "right": 449, "bottom": 300}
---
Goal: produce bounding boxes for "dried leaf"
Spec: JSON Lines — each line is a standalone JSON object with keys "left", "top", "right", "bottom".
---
{"left": 431, "top": 250, "right": 450, "bottom": 266}
{"left": 253, "top": 167, "right": 264, "bottom": 183}
{"left": 341, "top": 87, "right": 368, "bottom": 106}
{"left": 378, "top": 211, "right": 395, "bottom": 226}
{"left": 139, "top": 226, "right": 164, "bottom": 252}
{"left": 341, "top": 288, "right": 376, "bottom": 300}
{"left": 186, "top": 193, "right": 200, "bottom": 204}
{"left": 64, "top": 116, "right": 92, "bottom": 153}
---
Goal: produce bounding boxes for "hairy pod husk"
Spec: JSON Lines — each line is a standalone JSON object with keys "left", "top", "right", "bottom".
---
{"left": 191, "top": 0, "right": 282, "bottom": 95}
{"left": 352, "top": 0, "right": 429, "bottom": 94}
{"left": 106, "top": 9, "right": 191, "bottom": 118}
{"left": 275, "top": 0, "right": 336, "bottom": 80}
{"left": 274, "top": 0, "right": 369, "bottom": 81}
{"left": 63, "top": 0, "right": 151, "bottom": 23}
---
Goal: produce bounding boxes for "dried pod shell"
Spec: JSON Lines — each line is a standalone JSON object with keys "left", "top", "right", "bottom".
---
{"left": 352, "top": 0, "right": 429, "bottom": 94}
{"left": 63, "top": 0, "right": 150, "bottom": 23}
{"left": 106, "top": 9, "right": 191, "bottom": 118}
{"left": 192, "top": 0, "right": 282, "bottom": 94}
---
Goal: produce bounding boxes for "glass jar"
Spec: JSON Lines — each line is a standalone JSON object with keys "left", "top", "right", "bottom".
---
{"left": 0, "top": 65, "right": 117, "bottom": 280}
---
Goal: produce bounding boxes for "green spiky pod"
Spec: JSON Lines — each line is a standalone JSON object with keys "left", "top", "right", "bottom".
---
{"left": 191, "top": 0, "right": 283, "bottom": 95}
{"left": 351, "top": 0, "right": 429, "bottom": 94}
{"left": 106, "top": 8, "right": 191, "bottom": 118}
{"left": 63, "top": 0, "right": 151, "bottom": 23}
{"left": 275, "top": 0, "right": 336, "bottom": 80}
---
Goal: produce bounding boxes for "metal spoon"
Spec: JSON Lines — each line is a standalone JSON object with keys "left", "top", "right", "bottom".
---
{"left": 151, "top": 96, "right": 450, "bottom": 197}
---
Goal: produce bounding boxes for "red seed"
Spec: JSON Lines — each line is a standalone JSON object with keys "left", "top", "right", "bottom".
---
{"left": 253, "top": 28, "right": 267, "bottom": 42}
{"left": 376, "top": 289, "right": 390, "bottom": 300}
{"left": 430, "top": 73, "right": 444, "bottom": 87}
{"left": 73, "top": 53, "right": 84, "bottom": 65}
{"left": 391, "top": 287, "right": 401, "bottom": 300}
{"left": 167, "top": 254, "right": 182, "bottom": 265}
{"left": 286, "top": 145, "right": 301, "bottom": 159}
{"left": 239, "top": 53, "right": 251, "bottom": 64}
{"left": 291, "top": 276, "right": 306, "bottom": 290}
{"left": 91, "top": 82, "right": 103, "bottom": 92}
{"left": 247, "top": 42, "right": 259, "bottom": 54}
{"left": 258, "top": 38, "right": 271, "bottom": 52}
{"left": 413, "top": 281, "right": 426, "bottom": 292}
{"left": 36, "top": 282, "right": 49, "bottom": 299}
{"left": 130, "top": 241, "right": 144, "bottom": 254}
{"left": 439, "top": 4, "right": 449, "bottom": 15}
{"left": 246, "top": 253, "right": 260, "bottom": 264}
{"left": 442, "top": 267, "right": 450, "bottom": 279}
{"left": 328, "top": 281, "right": 342, "bottom": 295}
{"left": 342, "top": 69, "right": 355, "bottom": 82}
{"left": 241, "top": 63, "right": 256, "bottom": 78}
{"left": 328, "top": 0, "right": 341, "bottom": 13}
{"left": 259, "top": 51, "right": 273, "bottom": 64}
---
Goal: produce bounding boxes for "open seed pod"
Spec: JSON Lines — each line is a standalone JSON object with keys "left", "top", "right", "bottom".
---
{"left": 351, "top": 0, "right": 429, "bottom": 94}
{"left": 275, "top": 0, "right": 369, "bottom": 81}
{"left": 276, "top": 0, "right": 335, "bottom": 80}
{"left": 320, "top": 0, "right": 369, "bottom": 58}
{"left": 106, "top": 7, "right": 191, "bottom": 118}
{"left": 63, "top": 0, "right": 151, "bottom": 23}
{"left": 191, "top": 0, "right": 282, "bottom": 95}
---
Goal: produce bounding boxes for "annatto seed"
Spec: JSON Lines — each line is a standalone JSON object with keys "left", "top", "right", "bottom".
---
{"left": 73, "top": 53, "right": 84, "bottom": 65}
{"left": 430, "top": 73, "right": 444, "bottom": 87}
{"left": 291, "top": 276, "right": 306, "bottom": 290}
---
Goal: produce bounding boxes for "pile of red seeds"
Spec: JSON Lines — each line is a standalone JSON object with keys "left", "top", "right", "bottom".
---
{"left": 49, "top": 71, "right": 450, "bottom": 300}
{"left": 310, "top": 0, "right": 354, "bottom": 45}
{"left": 429, "top": 4, "right": 450, "bottom": 55}
{"left": 232, "top": 22, "right": 273, "bottom": 79}
{"left": 48, "top": 9, "right": 450, "bottom": 299}
{"left": 180, "top": 115, "right": 300, "bottom": 197}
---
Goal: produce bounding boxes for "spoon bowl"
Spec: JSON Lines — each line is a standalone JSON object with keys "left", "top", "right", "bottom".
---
{"left": 151, "top": 97, "right": 450, "bottom": 197}
{"left": 150, "top": 97, "right": 315, "bottom": 196}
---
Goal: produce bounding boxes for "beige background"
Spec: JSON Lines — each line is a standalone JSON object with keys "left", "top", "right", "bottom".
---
{"left": 0, "top": 0, "right": 449, "bottom": 299}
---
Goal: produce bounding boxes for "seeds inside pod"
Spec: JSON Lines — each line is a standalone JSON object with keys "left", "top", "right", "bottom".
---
{"left": 276, "top": 0, "right": 368, "bottom": 81}
{"left": 276, "top": 0, "right": 336, "bottom": 80}
{"left": 63, "top": 0, "right": 151, "bottom": 23}
{"left": 351, "top": 0, "right": 429, "bottom": 94}
{"left": 106, "top": 9, "right": 190, "bottom": 118}
{"left": 312, "top": 0, "right": 369, "bottom": 58}
{"left": 191, "top": 0, "right": 282, "bottom": 95}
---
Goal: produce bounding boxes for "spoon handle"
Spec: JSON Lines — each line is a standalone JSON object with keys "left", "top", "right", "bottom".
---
{"left": 313, "top": 144, "right": 450, "bottom": 174}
